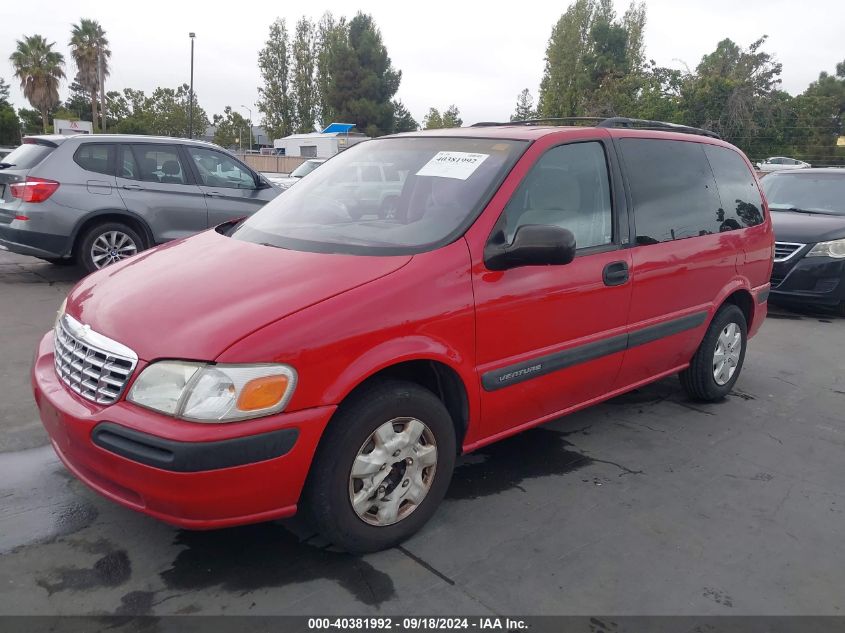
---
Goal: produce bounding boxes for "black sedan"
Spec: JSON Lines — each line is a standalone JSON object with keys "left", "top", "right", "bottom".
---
{"left": 763, "top": 168, "right": 845, "bottom": 315}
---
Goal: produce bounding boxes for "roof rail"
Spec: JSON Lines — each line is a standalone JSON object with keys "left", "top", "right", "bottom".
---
{"left": 471, "top": 116, "right": 720, "bottom": 139}
{"left": 597, "top": 117, "right": 720, "bottom": 139}
{"left": 471, "top": 117, "right": 605, "bottom": 128}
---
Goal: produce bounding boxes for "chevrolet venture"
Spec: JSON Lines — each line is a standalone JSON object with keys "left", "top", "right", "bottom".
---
{"left": 32, "top": 118, "right": 774, "bottom": 552}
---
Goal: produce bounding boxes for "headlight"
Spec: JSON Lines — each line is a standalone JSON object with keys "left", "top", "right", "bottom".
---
{"left": 127, "top": 361, "right": 297, "bottom": 422}
{"left": 807, "top": 238, "right": 845, "bottom": 259}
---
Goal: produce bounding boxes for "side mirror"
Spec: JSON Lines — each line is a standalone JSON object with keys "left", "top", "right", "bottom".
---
{"left": 484, "top": 224, "right": 576, "bottom": 271}
{"left": 254, "top": 173, "right": 270, "bottom": 190}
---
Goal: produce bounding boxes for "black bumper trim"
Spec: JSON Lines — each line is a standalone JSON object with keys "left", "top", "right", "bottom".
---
{"left": 0, "top": 225, "right": 71, "bottom": 258}
{"left": 758, "top": 288, "right": 770, "bottom": 303}
{"left": 482, "top": 310, "right": 708, "bottom": 392}
{"left": 91, "top": 422, "right": 299, "bottom": 472}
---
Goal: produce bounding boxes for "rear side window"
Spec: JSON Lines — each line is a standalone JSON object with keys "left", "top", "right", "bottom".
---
{"left": 620, "top": 138, "right": 722, "bottom": 245}
{"left": 703, "top": 145, "right": 764, "bottom": 228}
{"left": 74, "top": 144, "right": 115, "bottom": 175}
{"left": 2, "top": 142, "right": 55, "bottom": 169}
{"left": 129, "top": 145, "right": 187, "bottom": 185}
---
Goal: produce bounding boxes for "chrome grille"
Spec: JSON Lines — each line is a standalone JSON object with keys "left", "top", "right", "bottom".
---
{"left": 53, "top": 314, "right": 138, "bottom": 405}
{"left": 773, "top": 241, "right": 805, "bottom": 262}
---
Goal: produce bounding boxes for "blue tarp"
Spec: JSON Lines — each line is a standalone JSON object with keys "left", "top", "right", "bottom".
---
{"left": 321, "top": 122, "right": 356, "bottom": 134}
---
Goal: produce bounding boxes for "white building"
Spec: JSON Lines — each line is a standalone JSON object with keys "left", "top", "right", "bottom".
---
{"left": 272, "top": 123, "right": 367, "bottom": 158}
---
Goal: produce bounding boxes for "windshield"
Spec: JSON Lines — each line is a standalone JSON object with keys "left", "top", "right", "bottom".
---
{"left": 290, "top": 160, "right": 322, "bottom": 178}
{"left": 763, "top": 172, "right": 845, "bottom": 215}
{"left": 0, "top": 142, "right": 55, "bottom": 169}
{"left": 231, "top": 137, "right": 528, "bottom": 254}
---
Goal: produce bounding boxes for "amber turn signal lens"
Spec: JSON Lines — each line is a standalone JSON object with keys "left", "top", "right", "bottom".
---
{"left": 236, "top": 375, "right": 289, "bottom": 411}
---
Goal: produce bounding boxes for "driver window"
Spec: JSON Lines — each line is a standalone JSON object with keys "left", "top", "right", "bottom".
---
{"left": 187, "top": 146, "right": 255, "bottom": 189}
{"left": 501, "top": 141, "right": 613, "bottom": 249}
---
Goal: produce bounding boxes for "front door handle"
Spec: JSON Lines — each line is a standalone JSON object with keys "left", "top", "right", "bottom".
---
{"left": 122, "top": 184, "right": 142, "bottom": 191}
{"left": 603, "top": 261, "right": 629, "bottom": 286}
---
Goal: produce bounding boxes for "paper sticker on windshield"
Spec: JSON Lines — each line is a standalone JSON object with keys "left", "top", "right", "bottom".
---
{"left": 416, "top": 151, "right": 489, "bottom": 180}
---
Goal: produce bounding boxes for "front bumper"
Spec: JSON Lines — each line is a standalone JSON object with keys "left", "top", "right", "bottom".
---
{"left": 770, "top": 255, "right": 845, "bottom": 307}
{"left": 32, "top": 332, "right": 336, "bottom": 529}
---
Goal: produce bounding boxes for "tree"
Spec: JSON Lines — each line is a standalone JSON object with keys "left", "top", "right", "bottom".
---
{"left": 315, "top": 12, "right": 347, "bottom": 126}
{"left": 324, "top": 12, "right": 401, "bottom": 136}
{"left": 69, "top": 19, "right": 110, "bottom": 133}
{"left": 64, "top": 80, "right": 92, "bottom": 121}
{"left": 422, "top": 108, "right": 443, "bottom": 130}
{"left": 212, "top": 106, "right": 253, "bottom": 149}
{"left": 511, "top": 89, "right": 537, "bottom": 121}
{"left": 0, "top": 77, "right": 21, "bottom": 145}
{"left": 257, "top": 18, "right": 294, "bottom": 141}
{"left": 17, "top": 108, "right": 43, "bottom": 135}
{"left": 9, "top": 35, "right": 65, "bottom": 132}
{"left": 538, "top": 0, "right": 593, "bottom": 117}
{"left": 392, "top": 100, "right": 417, "bottom": 132}
{"left": 423, "top": 105, "right": 462, "bottom": 129}
{"left": 538, "top": 0, "right": 647, "bottom": 118}
{"left": 145, "top": 84, "right": 208, "bottom": 138}
{"left": 679, "top": 36, "right": 783, "bottom": 151}
{"left": 291, "top": 17, "right": 318, "bottom": 133}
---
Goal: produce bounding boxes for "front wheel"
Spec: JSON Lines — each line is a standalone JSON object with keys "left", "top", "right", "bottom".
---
{"left": 679, "top": 304, "right": 748, "bottom": 402}
{"left": 304, "top": 379, "right": 456, "bottom": 553}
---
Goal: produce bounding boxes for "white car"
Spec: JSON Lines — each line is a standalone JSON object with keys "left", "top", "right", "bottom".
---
{"left": 265, "top": 158, "right": 326, "bottom": 190}
{"left": 756, "top": 157, "right": 811, "bottom": 173}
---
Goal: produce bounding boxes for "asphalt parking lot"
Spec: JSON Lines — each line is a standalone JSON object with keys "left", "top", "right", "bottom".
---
{"left": 1, "top": 249, "right": 844, "bottom": 618}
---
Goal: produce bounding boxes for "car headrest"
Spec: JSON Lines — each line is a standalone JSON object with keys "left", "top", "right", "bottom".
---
{"left": 161, "top": 160, "right": 180, "bottom": 176}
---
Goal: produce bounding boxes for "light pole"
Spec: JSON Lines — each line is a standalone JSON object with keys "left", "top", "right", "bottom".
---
{"left": 240, "top": 105, "right": 252, "bottom": 151}
{"left": 189, "top": 32, "right": 196, "bottom": 138}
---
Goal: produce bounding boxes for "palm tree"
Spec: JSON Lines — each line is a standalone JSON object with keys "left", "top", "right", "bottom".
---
{"left": 69, "top": 19, "right": 110, "bottom": 133}
{"left": 9, "top": 35, "right": 65, "bottom": 133}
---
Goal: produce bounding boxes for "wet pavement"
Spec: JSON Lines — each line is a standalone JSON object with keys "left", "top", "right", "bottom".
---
{"left": 1, "top": 249, "right": 844, "bottom": 616}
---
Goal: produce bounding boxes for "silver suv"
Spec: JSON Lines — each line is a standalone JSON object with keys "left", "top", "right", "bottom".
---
{"left": 0, "top": 135, "right": 280, "bottom": 271}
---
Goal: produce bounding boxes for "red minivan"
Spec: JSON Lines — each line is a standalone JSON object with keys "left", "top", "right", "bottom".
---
{"left": 32, "top": 118, "right": 773, "bottom": 552}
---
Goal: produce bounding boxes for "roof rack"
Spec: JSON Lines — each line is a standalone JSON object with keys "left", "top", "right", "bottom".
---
{"left": 472, "top": 117, "right": 605, "bottom": 128}
{"left": 472, "top": 116, "right": 720, "bottom": 139}
{"left": 597, "top": 117, "right": 720, "bottom": 139}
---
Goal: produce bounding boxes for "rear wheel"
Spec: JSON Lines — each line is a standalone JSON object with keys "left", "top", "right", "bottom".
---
{"left": 305, "top": 379, "right": 456, "bottom": 553}
{"left": 77, "top": 222, "right": 144, "bottom": 273}
{"left": 679, "top": 304, "right": 748, "bottom": 402}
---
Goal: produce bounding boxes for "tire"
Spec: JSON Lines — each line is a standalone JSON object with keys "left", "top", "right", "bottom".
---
{"left": 77, "top": 222, "right": 144, "bottom": 273}
{"left": 304, "top": 379, "right": 456, "bottom": 553}
{"left": 679, "top": 304, "right": 748, "bottom": 402}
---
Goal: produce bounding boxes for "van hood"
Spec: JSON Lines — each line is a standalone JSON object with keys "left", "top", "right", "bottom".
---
{"left": 66, "top": 229, "right": 411, "bottom": 361}
{"left": 770, "top": 210, "right": 845, "bottom": 243}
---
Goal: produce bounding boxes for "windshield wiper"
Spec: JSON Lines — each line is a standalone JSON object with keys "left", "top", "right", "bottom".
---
{"left": 0, "top": 162, "right": 16, "bottom": 169}
{"left": 770, "top": 206, "right": 838, "bottom": 216}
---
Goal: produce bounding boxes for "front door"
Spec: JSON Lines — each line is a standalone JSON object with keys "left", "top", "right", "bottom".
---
{"left": 471, "top": 138, "right": 633, "bottom": 442}
{"left": 183, "top": 146, "right": 270, "bottom": 226}
{"left": 116, "top": 144, "right": 208, "bottom": 243}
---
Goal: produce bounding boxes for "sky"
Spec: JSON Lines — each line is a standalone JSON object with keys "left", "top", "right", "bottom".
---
{"left": 1, "top": 0, "right": 842, "bottom": 135}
